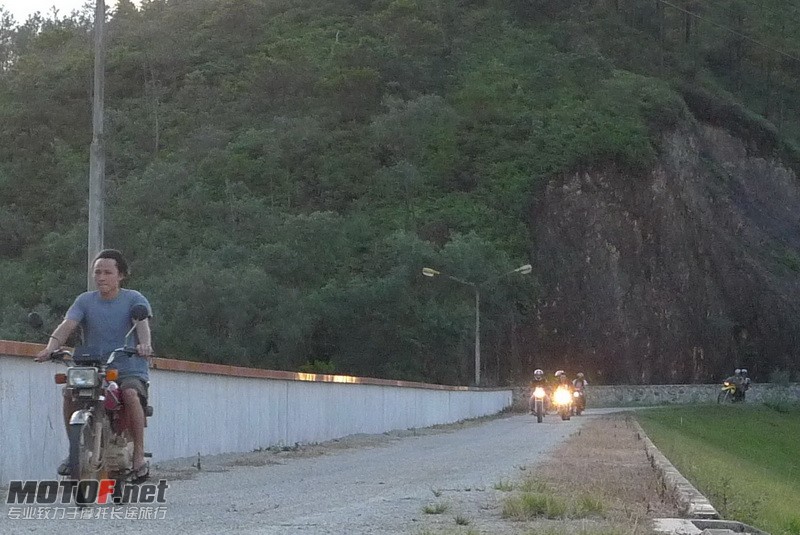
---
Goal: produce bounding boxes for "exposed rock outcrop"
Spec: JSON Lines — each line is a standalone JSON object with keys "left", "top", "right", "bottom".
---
{"left": 528, "top": 125, "right": 800, "bottom": 383}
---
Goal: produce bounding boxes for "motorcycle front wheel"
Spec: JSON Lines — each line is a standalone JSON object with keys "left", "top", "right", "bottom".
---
{"left": 68, "top": 420, "right": 101, "bottom": 505}
{"left": 717, "top": 391, "right": 731, "bottom": 404}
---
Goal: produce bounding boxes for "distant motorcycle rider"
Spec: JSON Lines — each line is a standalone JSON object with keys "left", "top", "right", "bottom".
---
{"left": 740, "top": 368, "right": 751, "bottom": 400}
{"left": 529, "top": 368, "right": 549, "bottom": 412}
{"left": 572, "top": 372, "right": 588, "bottom": 391}
{"left": 554, "top": 369, "right": 573, "bottom": 396}
{"left": 724, "top": 368, "right": 745, "bottom": 402}
{"left": 572, "top": 372, "right": 588, "bottom": 412}
{"left": 555, "top": 369, "right": 571, "bottom": 387}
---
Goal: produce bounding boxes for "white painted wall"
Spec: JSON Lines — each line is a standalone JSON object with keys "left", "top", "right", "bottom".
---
{"left": 0, "top": 355, "right": 511, "bottom": 482}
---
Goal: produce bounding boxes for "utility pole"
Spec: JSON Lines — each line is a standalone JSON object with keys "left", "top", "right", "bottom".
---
{"left": 474, "top": 285, "right": 480, "bottom": 386}
{"left": 87, "top": 0, "right": 106, "bottom": 290}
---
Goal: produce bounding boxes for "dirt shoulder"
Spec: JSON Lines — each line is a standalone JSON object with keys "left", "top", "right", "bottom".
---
{"left": 412, "top": 412, "right": 681, "bottom": 534}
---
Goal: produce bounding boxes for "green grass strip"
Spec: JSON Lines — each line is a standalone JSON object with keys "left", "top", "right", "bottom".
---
{"left": 637, "top": 405, "right": 800, "bottom": 535}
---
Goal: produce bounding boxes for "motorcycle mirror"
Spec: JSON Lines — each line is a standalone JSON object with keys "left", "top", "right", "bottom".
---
{"left": 27, "top": 312, "right": 44, "bottom": 330}
{"left": 131, "top": 304, "right": 150, "bottom": 322}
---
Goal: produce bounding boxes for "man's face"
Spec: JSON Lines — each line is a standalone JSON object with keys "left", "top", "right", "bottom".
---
{"left": 93, "top": 258, "right": 123, "bottom": 296}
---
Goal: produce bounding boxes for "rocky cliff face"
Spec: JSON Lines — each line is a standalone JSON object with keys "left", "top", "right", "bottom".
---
{"left": 528, "top": 124, "right": 800, "bottom": 384}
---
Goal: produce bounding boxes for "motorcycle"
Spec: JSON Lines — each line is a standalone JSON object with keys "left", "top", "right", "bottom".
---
{"left": 572, "top": 389, "right": 585, "bottom": 416}
{"left": 30, "top": 304, "right": 153, "bottom": 505}
{"left": 718, "top": 379, "right": 742, "bottom": 403}
{"left": 529, "top": 385, "right": 547, "bottom": 423}
{"left": 552, "top": 385, "right": 573, "bottom": 421}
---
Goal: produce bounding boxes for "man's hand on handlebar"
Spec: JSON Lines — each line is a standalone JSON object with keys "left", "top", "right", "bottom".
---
{"left": 34, "top": 348, "right": 53, "bottom": 362}
{"left": 34, "top": 348, "right": 70, "bottom": 363}
{"left": 136, "top": 344, "right": 153, "bottom": 357}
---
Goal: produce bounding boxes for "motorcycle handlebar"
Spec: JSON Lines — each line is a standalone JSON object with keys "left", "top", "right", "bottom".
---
{"left": 48, "top": 349, "right": 73, "bottom": 361}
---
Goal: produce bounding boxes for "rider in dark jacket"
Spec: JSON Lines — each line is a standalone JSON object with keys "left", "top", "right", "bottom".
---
{"left": 529, "top": 368, "right": 549, "bottom": 412}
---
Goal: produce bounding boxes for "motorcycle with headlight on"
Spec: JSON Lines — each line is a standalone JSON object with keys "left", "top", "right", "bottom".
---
{"left": 529, "top": 386, "right": 547, "bottom": 423}
{"left": 572, "top": 390, "right": 585, "bottom": 416}
{"left": 552, "top": 385, "right": 574, "bottom": 421}
{"left": 30, "top": 304, "right": 153, "bottom": 505}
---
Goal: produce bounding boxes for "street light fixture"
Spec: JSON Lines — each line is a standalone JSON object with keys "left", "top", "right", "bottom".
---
{"left": 422, "top": 263, "right": 532, "bottom": 386}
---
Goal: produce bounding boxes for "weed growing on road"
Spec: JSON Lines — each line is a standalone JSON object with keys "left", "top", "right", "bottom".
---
{"left": 503, "top": 492, "right": 568, "bottom": 519}
{"left": 423, "top": 502, "right": 450, "bottom": 514}
{"left": 525, "top": 528, "right": 627, "bottom": 535}
{"left": 518, "top": 478, "right": 551, "bottom": 493}
{"left": 454, "top": 515, "right": 470, "bottom": 525}
{"left": 575, "top": 493, "right": 607, "bottom": 517}
{"left": 493, "top": 479, "right": 514, "bottom": 491}
{"left": 416, "top": 529, "right": 480, "bottom": 535}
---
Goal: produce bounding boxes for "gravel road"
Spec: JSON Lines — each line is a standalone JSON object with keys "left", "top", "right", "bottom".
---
{"left": 1, "top": 411, "right": 600, "bottom": 534}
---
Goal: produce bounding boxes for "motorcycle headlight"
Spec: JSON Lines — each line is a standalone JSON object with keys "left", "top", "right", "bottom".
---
{"left": 723, "top": 382, "right": 730, "bottom": 386}
{"left": 554, "top": 387, "right": 572, "bottom": 405}
{"left": 533, "top": 387, "right": 546, "bottom": 399}
{"left": 67, "top": 367, "right": 98, "bottom": 388}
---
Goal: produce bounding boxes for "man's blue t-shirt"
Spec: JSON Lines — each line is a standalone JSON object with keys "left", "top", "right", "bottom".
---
{"left": 65, "top": 289, "right": 152, "bottom": 381}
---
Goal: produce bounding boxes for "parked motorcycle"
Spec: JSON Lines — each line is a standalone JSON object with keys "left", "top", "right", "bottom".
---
{"left": 552, "top": 385, "right": 573, "bottom": 421}
{"left": 30, "top": 305, "right": 153, "bottom": 505}
{"left": 530, "top": 386, "right": 547, "bottom": 423}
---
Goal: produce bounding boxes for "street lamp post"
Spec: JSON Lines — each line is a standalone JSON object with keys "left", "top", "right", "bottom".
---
{"left": 422, "top": 264, "right": 531, "bottom": 386}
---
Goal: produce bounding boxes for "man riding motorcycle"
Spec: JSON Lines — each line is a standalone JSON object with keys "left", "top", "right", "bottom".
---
{"left": 723, "top": 368, "right": 745, "bottom": 402}
{"left": 572, "top": 372, "right": 588, "bottom": 390}
{"left": 35, "top": 249, "right": 153, "bottom": 482}
{"left": 552, "top": 370, "right": 574, "bottom": 420}
{"left": 740, "top": 368, "right": 751, "bottom": 401}
{"left": 572, "top": 372, "right": 588, "bottom": 413}
{"left": 529, "top": 368, "right": 550, "bottom": 413}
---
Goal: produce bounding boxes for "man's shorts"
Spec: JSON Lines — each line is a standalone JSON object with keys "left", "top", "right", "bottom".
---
{"left": 62, "top": 376, "right": 148, "bottom": 407}
{"left": 118, "top": 376, "right": 149, "bottom": 408}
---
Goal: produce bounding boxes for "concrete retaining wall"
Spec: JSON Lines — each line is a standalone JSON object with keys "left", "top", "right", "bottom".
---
{"left": 0, "top": 341, "right": 511, "bottom": 483}
{"left": 512, "top": 382, "right": 800, "bottom": 409}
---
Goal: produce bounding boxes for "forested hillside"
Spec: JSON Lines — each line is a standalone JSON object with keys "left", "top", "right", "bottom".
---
{"left": 1, "top": 0, "right": 798, "bottom": 384}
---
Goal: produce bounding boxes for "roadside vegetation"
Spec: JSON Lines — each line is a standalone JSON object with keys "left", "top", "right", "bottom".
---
{"left": 637, "top": 404, "right": 800, "bottom": 535}
{"left": 412, "top": 415, "right": 678, "bottom": 534}
{"left": 2, "top": 0, "right": 800, "bottom": 383}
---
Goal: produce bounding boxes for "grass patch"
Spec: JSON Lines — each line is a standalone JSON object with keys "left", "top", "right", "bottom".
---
{"left": 502, "top": 492, "right": 568, "bottom": 520}
{"left": 637, "top": 405, "right": 800, "bottom": 535}
{"left": 575, "top": 493, "right": 607, "bottom": 517}
{"left": 454, "top": 514, "right": 470, "bottom": 525}
{"left": 493, "top": 479, "right": 514, "bottom": 491}
{"left": 422, "top": 502, "right": 449, "bottom": 514}
{"left": 518, "top": 478, "right": 551, "bottom": 493}
{"left": 525, "top": 529, "right": 626, "bottom": 535}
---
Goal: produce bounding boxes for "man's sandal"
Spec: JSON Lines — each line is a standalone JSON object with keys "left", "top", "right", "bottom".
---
{"left": 57, "top": 458, "right": 71, "bottom": 476}
{"left": 130, "top": 462, "right": 149, "bottom": 483}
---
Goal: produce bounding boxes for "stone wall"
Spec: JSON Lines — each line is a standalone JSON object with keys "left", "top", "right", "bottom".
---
{"left": 511, "top": 383, "right": 800, "bottom": 410}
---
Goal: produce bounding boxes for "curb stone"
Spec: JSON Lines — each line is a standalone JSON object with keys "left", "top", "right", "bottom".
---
{"left": 628, "top": 416, "right": 769, "bottom": 535}
{"left": 629, "top": 419, "right": 719, "bottom": 519}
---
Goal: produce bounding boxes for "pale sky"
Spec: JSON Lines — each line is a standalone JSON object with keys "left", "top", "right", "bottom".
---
{"left": 1, "top": 0, "right": 136, "bottom": 23}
